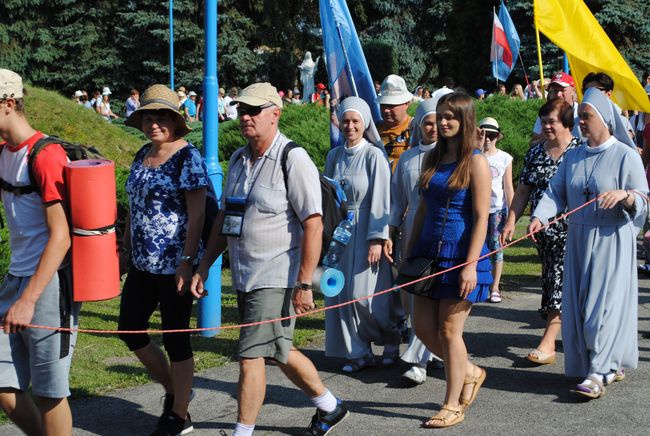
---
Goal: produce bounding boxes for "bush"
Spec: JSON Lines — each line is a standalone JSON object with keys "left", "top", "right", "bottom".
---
{"left": 476, "top": 96, "right": 543, "bottom": 180}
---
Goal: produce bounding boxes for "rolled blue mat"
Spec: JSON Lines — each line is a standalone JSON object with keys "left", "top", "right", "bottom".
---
{"left": 313, "top": 267, "right": 345, "bottom": 297}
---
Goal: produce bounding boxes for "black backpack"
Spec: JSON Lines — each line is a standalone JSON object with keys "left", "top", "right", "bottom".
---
{"left": 173, "top": 145, "right": 220, "bottom": 245}
{"left": 280, "top": 142, "right": 348, "bottom": 264}
{"left": 0, "top": 136, "right": 104, "bottom": 196}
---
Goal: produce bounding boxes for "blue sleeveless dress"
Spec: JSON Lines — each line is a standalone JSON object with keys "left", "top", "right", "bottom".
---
{"left": 411, "top": 155, "right": 492, "bottom": 303}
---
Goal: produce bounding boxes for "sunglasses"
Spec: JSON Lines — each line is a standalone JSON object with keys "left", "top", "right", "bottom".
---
{"left": 582, "top": 86, "right": 607, "bottom": 93}
{"left": 238, "top": 103, "right": 275, "bottom": 117}
{"left": 485, "top": 132, "right": 499, "bottom": 140}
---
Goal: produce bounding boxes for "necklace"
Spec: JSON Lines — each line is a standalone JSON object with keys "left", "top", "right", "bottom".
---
{"left": 582, "top": 147, "right": 607, "bottom": 201}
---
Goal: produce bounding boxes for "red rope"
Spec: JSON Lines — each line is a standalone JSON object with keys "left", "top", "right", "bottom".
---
{"left": 24, "top": 196, "right": 601, "bottom": 335}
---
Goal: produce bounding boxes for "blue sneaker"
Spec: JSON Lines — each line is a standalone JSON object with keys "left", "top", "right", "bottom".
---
{"left": 301, "top": 399, "right": 349, "bottom": 435}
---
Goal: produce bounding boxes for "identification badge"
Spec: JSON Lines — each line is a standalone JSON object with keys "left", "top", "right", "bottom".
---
{"left": 221, "top": 197, "right": 247, "bottom": 237}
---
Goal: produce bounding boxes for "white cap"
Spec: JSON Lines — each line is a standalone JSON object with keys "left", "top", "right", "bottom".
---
{"left": 376, "top": 74, "right": 414, "bottom": 105}
{"left": 188, "top": 91, "right": 197, "bottom": 97}
{"left": 0, "top": 69, "right": 24, "bottom": 99}
{"left": 74, "top": 90, "right": 83, "bottom": 98}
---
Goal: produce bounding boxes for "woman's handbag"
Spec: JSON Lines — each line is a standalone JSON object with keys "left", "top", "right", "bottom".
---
{"left": 395, "top": 256, "right": 440, "bottom": 296}
{"left": 396, "top": 197, "right": 450, "bottom": 298}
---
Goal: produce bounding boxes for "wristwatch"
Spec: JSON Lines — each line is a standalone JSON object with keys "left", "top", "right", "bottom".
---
{"left": 295, "top": 282, "right": 313, "bottom": 291}
{"left": 180, "top": 255, "right": 195, "bottom": 263}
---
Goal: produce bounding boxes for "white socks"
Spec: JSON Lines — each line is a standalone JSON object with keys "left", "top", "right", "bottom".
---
{"left": 311, "top": 389, "right": 337, "bottom": 413}
{"left": 233, "top": 422, "right": 255, "bottom": 436}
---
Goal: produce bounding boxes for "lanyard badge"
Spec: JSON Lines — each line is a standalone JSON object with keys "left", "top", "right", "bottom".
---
{"left": 221, "top": 196, "right": 247, "bottom": 237}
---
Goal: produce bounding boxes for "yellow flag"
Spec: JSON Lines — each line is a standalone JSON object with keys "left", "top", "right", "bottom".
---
{"left": 534, "top": 0, "right": 650, "bottom": 112}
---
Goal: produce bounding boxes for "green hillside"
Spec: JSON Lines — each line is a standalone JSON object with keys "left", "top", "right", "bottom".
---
{"left": 23, "top": 86, "right": 144, "bottom": 167}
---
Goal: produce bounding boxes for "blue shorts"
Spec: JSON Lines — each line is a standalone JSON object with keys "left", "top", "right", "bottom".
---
{"left": 0, "top": 268, "right": 80, "bottom": 398}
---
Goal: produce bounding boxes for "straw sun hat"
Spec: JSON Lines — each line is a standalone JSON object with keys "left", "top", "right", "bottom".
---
{"left": 125, "top": 84, "right": 191, "bottom": 137}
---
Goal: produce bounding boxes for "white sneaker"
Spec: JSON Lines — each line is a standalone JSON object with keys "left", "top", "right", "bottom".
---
{"left": 402, "top": 366, "right": 427, "bottom": 384}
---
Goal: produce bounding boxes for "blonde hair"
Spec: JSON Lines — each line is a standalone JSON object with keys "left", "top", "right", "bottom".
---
{"left": 420, "top": 92, "right": 478, "bottom": 191}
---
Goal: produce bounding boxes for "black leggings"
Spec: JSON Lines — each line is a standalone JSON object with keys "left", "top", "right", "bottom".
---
{"left": 118, "top": 267, "right": 194, "bottom": 362}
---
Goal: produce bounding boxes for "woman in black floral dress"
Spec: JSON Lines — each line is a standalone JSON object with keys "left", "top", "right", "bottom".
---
{"left": 501, "top": 98, "right": 580, "bottom": 365}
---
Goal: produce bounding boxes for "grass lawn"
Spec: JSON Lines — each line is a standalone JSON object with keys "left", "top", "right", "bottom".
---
{"left": 0, "top": 221, "right": 540, "bottom": 424}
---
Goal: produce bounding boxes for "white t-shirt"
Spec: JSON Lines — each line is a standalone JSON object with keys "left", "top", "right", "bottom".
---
{"left": 224, "top": 96, "right": 238, "bottom": 119}
{"left": 485, "top": 149, "right": 513, "bottom": 213}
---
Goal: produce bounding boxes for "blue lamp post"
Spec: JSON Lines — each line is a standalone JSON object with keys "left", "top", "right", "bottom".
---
{"left": 198, "top": 0, "right": 223, "bottom": 337}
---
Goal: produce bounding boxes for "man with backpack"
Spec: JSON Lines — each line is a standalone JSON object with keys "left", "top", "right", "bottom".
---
{"left": 0, "top": 69, "right": 80, "bottom": 435}
{"left": 190, "top": 82, "right": 348, "bottom": 436}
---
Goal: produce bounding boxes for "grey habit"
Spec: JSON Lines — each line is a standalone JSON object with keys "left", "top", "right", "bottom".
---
{"left": 324, "top": 97, "right": 402, "bottom": 359}
{"left": 390, "top": 98, "right": 442, "bottom": 365}
{"left": 532, "top": 88, "right": 649, "bottom": 376}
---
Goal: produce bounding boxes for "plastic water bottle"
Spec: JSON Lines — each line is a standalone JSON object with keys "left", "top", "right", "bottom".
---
{"left": 322, "top": 212, "right": 354, "bottom": 268}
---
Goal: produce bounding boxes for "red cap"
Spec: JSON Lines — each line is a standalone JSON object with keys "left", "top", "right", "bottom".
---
{"left": 550, "top": 72, "right": 575, "bottom": 88}
{"left": 316, "top": 83, "right": 326, "bottom": 90}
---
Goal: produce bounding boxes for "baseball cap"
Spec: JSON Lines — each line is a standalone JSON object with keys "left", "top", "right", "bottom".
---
{"left": 0, "top": 69, "right": 24, "bottom": 99}
{"left": 188, "top": 91, "right": 197, "bottom": 97}
{"left": 376, "top": 74, "right": 414, "bottom": 105}
{"left": 550, "top": 72, "right": 575, "bottom": 88}
{"left": 231, "top": 82, "right": 283, "bottom": 108}
{"left": 316, "top": 83, "right": 326, "bottom": 90}
{"left": 74, "top": 90, "right": 83, "bottom": 98}
{"left": 475, "top": 88, "right": 486, "bottom": 97}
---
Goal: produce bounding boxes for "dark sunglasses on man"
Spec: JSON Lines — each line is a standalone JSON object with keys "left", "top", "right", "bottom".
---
{"left": 238, "top": 103, "right": 275, "bottom": 117}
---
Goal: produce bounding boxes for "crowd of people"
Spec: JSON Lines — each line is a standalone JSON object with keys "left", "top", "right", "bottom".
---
{"left": 0, "top": 64, "right": 649, "bottom": 435}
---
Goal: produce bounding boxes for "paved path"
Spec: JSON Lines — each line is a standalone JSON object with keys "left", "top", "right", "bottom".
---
{"left": 2, "top": 278, "right": 650, "bottom": 435}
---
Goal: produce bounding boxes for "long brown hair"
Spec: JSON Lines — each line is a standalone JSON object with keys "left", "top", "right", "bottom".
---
{"left": 420, "top": 92, "right": 478, "bottom": 191}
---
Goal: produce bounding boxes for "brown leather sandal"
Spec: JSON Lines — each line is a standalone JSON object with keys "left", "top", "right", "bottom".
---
{"left": 459, "top": 366, "right": 486, "bottom": 409}
{"left": 422, "top": 404, "right": 465, "bottom": 428}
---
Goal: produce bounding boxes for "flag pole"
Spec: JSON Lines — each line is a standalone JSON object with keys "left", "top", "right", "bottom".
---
{"left": 493, "top": 6, "right": 498, "bottom": 90}
{"left": 534, "top": 15, "right": 546, "bottom": 101}
{"left": 518, "top": 52, "right": 530, "bottom": 87}
{"left": 335, "top": 24, "right": 359, "bottom": 97}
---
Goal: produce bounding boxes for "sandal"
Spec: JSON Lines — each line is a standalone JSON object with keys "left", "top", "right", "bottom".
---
{"left": 422, "top": 404, "right": 465, "bottom": 428}
{"left": 382, "top": 344, "right": 400, "bottom": 366}
{"left": 605, "top": 369, "right": 625, "bottom": 385}
{"left": 526, "top": 349, "right": 556, "bottom": 365}
{"left": 572, "top": 375, "right": 606, "bottom": 399}
{"left": 459, "top": 366, "right": 486, "bottom": 409}
{"left": 489, "top": 290, "right": 502, "bottom": 303}
{"left": 342, "top": 353, "right": 376, "bottom": 373}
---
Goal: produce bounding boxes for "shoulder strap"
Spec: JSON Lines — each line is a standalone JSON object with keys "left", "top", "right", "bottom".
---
{"left": 280, "top": 141, "right": 301, "bottom": 189}
{"left": 26, "top": 136, "right": 68, "bottom": 193}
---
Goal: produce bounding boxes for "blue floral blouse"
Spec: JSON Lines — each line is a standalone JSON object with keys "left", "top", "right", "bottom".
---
{"left": 126, "top": 143, "right": 209, "bottom": 274}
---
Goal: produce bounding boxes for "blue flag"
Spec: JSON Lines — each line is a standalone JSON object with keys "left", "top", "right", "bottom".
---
{"left": 320, "top": 0, "right": 381, "bottom": 148}
{"left": 491, "top": 1, "right": 521, "bottom": 82}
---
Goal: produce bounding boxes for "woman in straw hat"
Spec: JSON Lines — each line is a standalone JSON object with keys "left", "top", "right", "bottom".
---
{"left": 119, "top": 84, "right": 209, "bottom": 434}
{"left": 478, "top": 117, "right": 513, "bottom": 304}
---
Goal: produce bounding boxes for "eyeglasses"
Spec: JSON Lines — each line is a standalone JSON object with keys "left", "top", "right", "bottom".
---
{"left": 238, "top": 103, "right": 275, "bottom": 117}
{"left": 485, "top": 132, "right": 499, "bottom": 140}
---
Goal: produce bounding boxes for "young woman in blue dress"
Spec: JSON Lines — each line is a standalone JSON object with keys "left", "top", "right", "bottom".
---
{"left": 406, "top": 92, "right": 492, "bottom": 428}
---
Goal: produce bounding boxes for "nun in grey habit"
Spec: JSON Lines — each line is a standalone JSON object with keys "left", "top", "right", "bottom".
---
{"left": 324, "top": 96, "right": 403, "bottom": 372}
{"left": 529, "top": 87, "right": 648, "bottom": 398}
{"left": 387, "top": 94, "right": 451, "bottom": 382}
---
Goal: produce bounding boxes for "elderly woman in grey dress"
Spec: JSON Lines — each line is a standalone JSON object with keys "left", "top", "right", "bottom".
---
{"left": 324, "top": 96, "right": 403, "bottom": 373}
{"left": 384, "top": 94, "right": 450, "bottom": 384}
{"left": 529, "top": 87, "right": 648, "bottom": 399}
